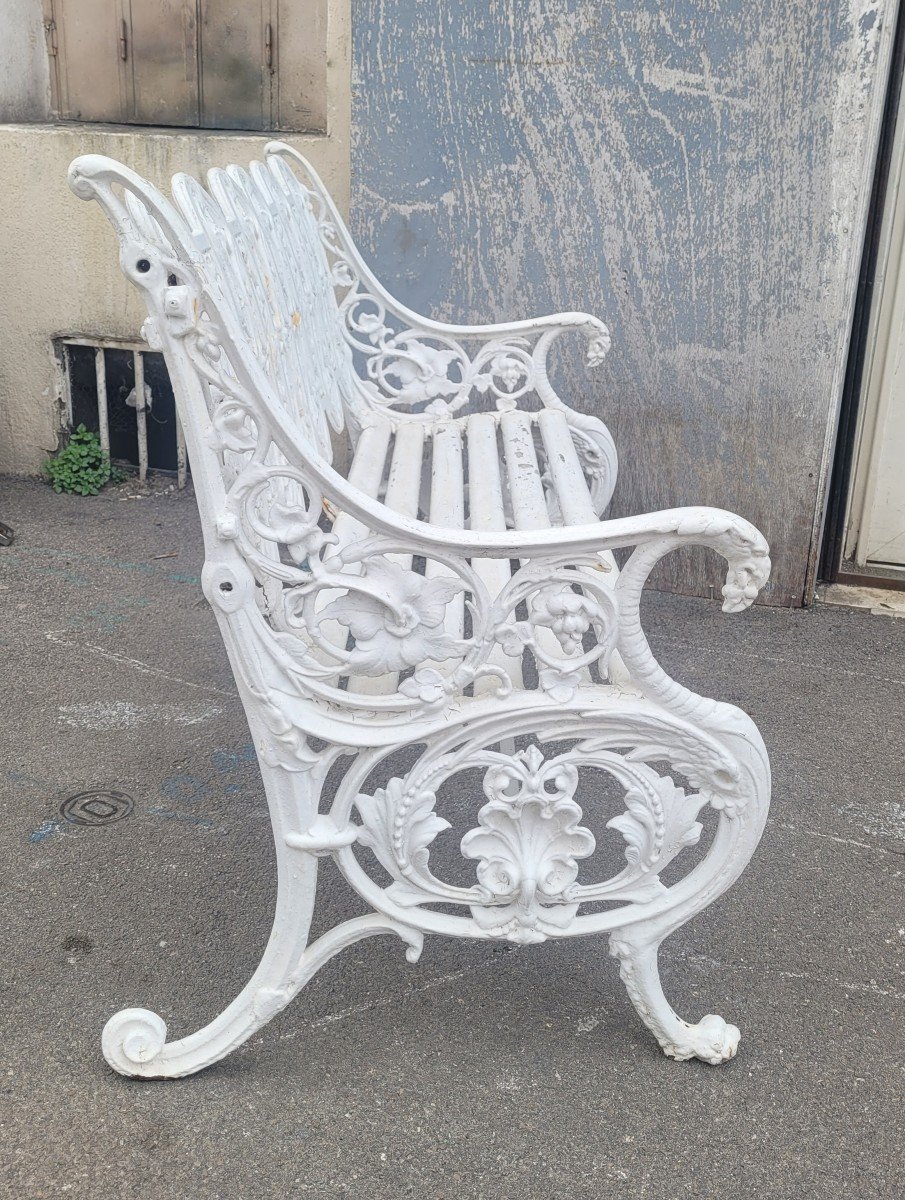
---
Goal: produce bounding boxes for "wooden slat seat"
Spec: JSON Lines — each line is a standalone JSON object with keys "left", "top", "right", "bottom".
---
{"left": 327, "top": 407, "right": 617, "bottom": 696}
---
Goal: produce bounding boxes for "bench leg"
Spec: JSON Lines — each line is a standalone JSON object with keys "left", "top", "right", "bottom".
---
{"left": 608, "top": 932, "right": 740, "bottom": 1065}
{"left": 607, "top": 720, "right": 769, "bottom": 1065}
{"left": 99, "top": 761, "right": 421, "bottom": 1079}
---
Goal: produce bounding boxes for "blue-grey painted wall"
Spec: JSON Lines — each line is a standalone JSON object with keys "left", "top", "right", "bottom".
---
{"left": 351, "top": 1, "right": 895, "bottom": 606}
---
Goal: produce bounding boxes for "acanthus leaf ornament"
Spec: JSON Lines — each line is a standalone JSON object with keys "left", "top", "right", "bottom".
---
{"left": 355, "top": 776, "right": 451, "bottom": 904}
{"left": 606, "top": 778, "right": 705, "bottom": 870}
{"left": 347, "top": 738, "right": 716, "bottom": 946}
{"left": 461, "top": 747, "right": 595, "bottom": 944}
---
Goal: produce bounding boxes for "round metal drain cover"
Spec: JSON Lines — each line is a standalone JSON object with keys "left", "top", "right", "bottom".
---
{"left": 60, "top": 790, "right": 133, "bottom": 827}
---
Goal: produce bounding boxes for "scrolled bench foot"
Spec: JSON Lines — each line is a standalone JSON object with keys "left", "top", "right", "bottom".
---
{"left": 609, "top": 935, "right": 741, "bottom": 1066}
{"left": 663, "top": 1013, "right": 741, "bottom": 1065}
{"left": 102, "top": 1008, "right": 168, "bottom": 1076}
{"left": 101, "top": 914, "right": 421, "bottom": 1079}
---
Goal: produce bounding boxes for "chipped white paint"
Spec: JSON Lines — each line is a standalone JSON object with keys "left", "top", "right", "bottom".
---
{"left": 70, "top": 145, "right": 771, "bottom": 1076}
{"left": 57, "top": 701, "right": 222, "bottom": 730}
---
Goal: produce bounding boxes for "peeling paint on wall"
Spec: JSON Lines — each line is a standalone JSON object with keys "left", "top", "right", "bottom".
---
{"left": 0, "top": 1, "right": 352, "bottom": 478}
{"left": 352, "top": 1, "right": 895, "bottom": 605}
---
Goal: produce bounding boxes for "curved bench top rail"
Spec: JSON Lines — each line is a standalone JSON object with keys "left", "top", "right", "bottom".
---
{"left": 261, "top": 146, "right": 616, "bottom": 435}
{"left": 67, "top": 148, "right": 619, "bottom": 524}
{"left": 69, "top": 146, "right": 619, "bottom": 446}
{"left": 265, "top": 143, "right": 612, "bottom": 348}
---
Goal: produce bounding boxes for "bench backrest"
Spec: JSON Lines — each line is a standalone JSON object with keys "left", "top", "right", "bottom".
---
{"left": 168, "top": 155, "right": 362, "bottom": 465}
{"left": 71, "top": 147, "right": 367, "bottom": 480}
{"left": 173, "top": 156, "right": 365, "bottom": 464}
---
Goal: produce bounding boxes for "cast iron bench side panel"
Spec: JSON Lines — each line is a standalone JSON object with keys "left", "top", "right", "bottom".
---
{"left": 69, "top": 149, "right": 772, "bottom": 1079}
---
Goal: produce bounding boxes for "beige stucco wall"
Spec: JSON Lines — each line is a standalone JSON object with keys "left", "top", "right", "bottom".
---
{"left": 0, "top": 4, "right": 350, "bottom": 475}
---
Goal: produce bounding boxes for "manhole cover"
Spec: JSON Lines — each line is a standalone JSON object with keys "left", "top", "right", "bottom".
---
{"left": 60, "top": 790, "right": 133, "bottom": 827}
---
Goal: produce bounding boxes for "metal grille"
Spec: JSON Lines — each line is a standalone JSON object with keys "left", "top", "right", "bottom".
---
{"left": 59, "top": 338, "right": 188, "bottom": 488}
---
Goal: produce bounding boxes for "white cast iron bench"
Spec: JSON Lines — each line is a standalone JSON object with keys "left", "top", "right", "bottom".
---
{"left": 69, "top": 146, "right": 771, "bottom": 1078}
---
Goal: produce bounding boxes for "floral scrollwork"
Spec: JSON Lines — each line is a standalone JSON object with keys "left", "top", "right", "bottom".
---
{"left": 492, "top": 574, "right": 618, "bottom": 702}
{"left": 343, "top": 306, "right": 540, "bottom": 417}
{"left": 315, "top": 558, "right": 467, "bottom": 676}
{"left": 348, "top": 731, "right": 717, "bottom": 945}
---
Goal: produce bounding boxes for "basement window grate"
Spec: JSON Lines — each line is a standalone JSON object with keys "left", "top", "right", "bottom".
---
{"left": 57, "top": 338, "right": 188, "bottom": 488}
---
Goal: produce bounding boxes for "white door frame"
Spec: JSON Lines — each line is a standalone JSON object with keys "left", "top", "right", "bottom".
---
{"left": 844, "top": 55, "right": 905, "bottom": 576}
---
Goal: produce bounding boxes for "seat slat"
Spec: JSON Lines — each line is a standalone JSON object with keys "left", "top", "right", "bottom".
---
{"left": 537, "top": 408, "right": 598, "bottom": 525}
{"left": 349, "top": 423, "right": 425, "bottom": 696}
{"left": 501, "top": 410, "right": 550, "bottom": 530}
{"left": 467, "top": 413, "right": 507, "bottom": 535}
{"left": 384, "top": 423, "right": 425, "bottom": 525}
{"left": 467, "top": 413, "right": 522, "bottom": 692}
{"left": 331, "top": 421, "right": 393, "bottom": 543}
{"left": 498, "top": 410, "right": 589, "bottom": 680}
{"left": 537, "top": 407, "right": 620, "bottom": 580}
{"left": 427, "top": 422, "right": 465, "bottom": 643}
{"left": 317, "top": 422, "right": 392, "bottom": 671}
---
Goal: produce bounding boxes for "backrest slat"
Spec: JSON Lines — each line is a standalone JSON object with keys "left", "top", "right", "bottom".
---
{"left": 168, "top": 157, "right": 360, "bottom": 466}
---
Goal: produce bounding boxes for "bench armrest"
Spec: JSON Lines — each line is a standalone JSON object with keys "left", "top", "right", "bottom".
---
{"left": 223, "top": 400, "right": 766, "bottom": 617}
{"left": 328, "top": 486, "right": 768, "bottom": 613}
{"left": 306, "top": 466, "right": 770, "bottom": 713}
{"left": 310, "top": 441, "right": 766, "bottom": 602}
